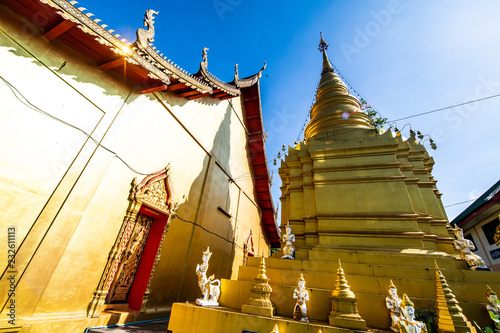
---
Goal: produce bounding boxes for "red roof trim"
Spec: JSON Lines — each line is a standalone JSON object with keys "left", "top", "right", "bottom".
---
{"left": 241, "top": 82, "right": 280, "bottom": 247}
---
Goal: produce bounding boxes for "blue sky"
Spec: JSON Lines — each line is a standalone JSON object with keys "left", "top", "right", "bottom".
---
{"left": 81, "top": 0, "right": 500, "bottom": 220}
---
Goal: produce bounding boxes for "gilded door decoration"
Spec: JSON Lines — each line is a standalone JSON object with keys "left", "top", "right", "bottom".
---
{"left": 107, "top": 214, "right": 153, "bottom": 303}
{"left": 88, "top": 165, "right": 179, "bottom": 317}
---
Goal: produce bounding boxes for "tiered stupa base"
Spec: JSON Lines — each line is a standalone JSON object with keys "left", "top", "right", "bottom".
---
{"left": 219, "top": 253, "right": 500, "bottom": 329}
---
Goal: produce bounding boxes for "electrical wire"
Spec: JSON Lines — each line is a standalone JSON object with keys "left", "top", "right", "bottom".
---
{"left": 0, "top": 76, "right": 151, "bottom": 175}
{"left": 174, "top": 214, "right": 243, "bottom": 250}
{"left": 332, "top": 64, "right": 386, "bottom": 119}
{"left": 389, "top": 93, "right": 500, "bottom": 122}
{"left": 444, "top": 199, "right": 476, "bottom": 208}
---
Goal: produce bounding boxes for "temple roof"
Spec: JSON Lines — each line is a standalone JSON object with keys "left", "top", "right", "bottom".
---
{"left": 5, "top": 0, "right": 267, "bottom": 100}
{"left": 2, "top": 0, "right": 279, "bottom": 245}
{"left": 452, "top": 179, "right": 500, "bottom": 229}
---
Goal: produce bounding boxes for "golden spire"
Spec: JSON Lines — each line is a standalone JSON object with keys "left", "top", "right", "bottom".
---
{"left": 331, "top": 259, "right": 355, "bottom": 298}
{"left": 434, "top": 261, "right": 476, "bottom": 333}
{"left": 242, "top": 256, "right": 275, "bottom": 317}
{"left": 329, "top": 259, "right": 367, "bottom": 329}
{"left": 305, "top": 33, "right": 373, "bottom": 139}
{"left": 319, "top": 32, "right": 333, "bottom": 73}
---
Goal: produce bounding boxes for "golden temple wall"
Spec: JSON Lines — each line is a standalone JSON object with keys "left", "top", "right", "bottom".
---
{"left": 0, "top": 5, "right": 269, "bottom": 332}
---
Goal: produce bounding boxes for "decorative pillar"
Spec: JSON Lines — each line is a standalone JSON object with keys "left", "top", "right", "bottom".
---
{"left": 329, "top": 260, "right": 367, "bottom": 330}
{"left": 242, "top": 257, "right": 275, "bottom": 317}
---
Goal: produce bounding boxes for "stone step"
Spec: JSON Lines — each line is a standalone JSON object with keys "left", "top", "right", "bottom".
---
{"left": 221, "top": 275, "right": 496, "bottom": 330}
{"left": 241, "top": 259, "right": 500, "bottom": 291}
{"left": 305, "top": 247, "right": 466, "bottom": 269}
{"left": 229, "top": 255, "right": 500, "bottom": 330}
{"left": 237, "top": 264, "right": 500, "bottom": 303}
{"left": 168, "top": 302, "right": 357, "bottom": 333}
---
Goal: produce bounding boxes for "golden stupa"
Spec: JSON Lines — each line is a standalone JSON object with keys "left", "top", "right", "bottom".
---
{"left": 167, "top": 34, "right": 500, "bottom": 333}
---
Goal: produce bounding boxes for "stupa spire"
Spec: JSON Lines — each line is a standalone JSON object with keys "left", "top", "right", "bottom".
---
{"left": 241, "top": 257, "right": 275, "bottom": 317}
{"left": 434, "top": 261, "right": 476, "bottom": 333}
{"left": 304, "top": 33, "right": 373, "bottom": 139}
{"left": 318, "top": 32, "right": 333, "bottom": 73}
{"left": 329, "top": 260, "right": 367, "bottom": 329}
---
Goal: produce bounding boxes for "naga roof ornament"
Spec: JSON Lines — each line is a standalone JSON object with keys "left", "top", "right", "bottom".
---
{"left": 136, "top": 9, "right": 159, "bottom": 48}
{"left": 133, "top": 10, "right": 212, "bottom": 94}
{"left": 198, "top": 47, "right": 240, "bottom": 96}
{"left": 234, "top": 61, "right": 267, "bottom": 88}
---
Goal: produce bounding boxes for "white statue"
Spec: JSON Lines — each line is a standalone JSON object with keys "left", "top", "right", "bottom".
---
{"left": 386, "top": 280, "right": 403, "bottom": 332}
{"left": 398, "top": 294, "right": 427, "bottom": 333}
{"left": 195, "top": 247, "right": 221, "bottom": 306}
{"left": 270, "top": 324, "right": 279, "bottom": 333}
{"left": 486, "top": 285, "right": 500, "bottom": 330}
{"left": 452, "top": 225, "right": 488, "bottom": 270}
{"left": 293, "top": 273, "right": 309, "bottom": 322}
{"left": 281, "top": 221, "right": 295, "bottom": 259}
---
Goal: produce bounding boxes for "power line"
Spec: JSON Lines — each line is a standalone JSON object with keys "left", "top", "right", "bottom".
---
{"left": 1, "top": 76, "right": 151, "bottom": 176}
{"left": 389, "top": 93, "right": 500, "bottom": 122}
{"left": 174, "top": 214, "right": 243, "bottom": 250}
{"left": 444, "top": 199, "right": 476, "bottom": 208}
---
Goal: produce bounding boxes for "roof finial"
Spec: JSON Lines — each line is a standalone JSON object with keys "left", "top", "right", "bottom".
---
{"left": 202, "top": 47, "right": 209, "bottom": 64}
{"left": 319, "top": 33, "right": 333, "bottom": 73}
{"left": 319, "top": 32, "right": 328, "bottom": 52}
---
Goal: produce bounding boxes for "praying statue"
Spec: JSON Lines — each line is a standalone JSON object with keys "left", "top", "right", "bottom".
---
{"left": 386, "top": 280, "right": 403, "bottom": 332}
{"left": 452, "top": 225, "right": 489, "bottom": 270}
{"left": 398, "top": 294, "right": 427, "bottom": 333}
{"left": 486, "top": 285, "right": 500, "bottom": 330}
{"left": 195, "top": 246, "right": 221, "bottom": 306}
{"left": 281, "top": 221, "right": 295, "bottom": 259}
{"left": 293, "top": 273, "right": 309, "bottom": 322}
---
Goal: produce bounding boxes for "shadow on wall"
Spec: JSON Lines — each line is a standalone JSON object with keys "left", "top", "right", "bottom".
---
{"left": 147, "top": 100, "right": 238, "bottom": 307}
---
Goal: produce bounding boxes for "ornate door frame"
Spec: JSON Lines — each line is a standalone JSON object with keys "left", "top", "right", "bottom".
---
{"left": 88, "top": 165, "right": 178, "bottom": 317}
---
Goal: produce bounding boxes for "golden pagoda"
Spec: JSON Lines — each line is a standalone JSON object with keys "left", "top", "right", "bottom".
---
{"left": 167, "top": 34, "right": 500, "bottom": 333}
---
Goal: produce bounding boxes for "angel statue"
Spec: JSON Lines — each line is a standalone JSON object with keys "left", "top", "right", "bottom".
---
{"left": 293, "top": 273, "right": 310, "bottom": 322}
{"left": 486, "top": 285, "right": 500, "bottom": 330}
{"left": 398, "top": 294, "right": 427, "bottom": 333}
{"left": 452, "top": 225, "right": 489, "bottom": 270}
{"left": 195, "top": 246, "right": 221, "bottom": 306}
{"left": 386, "top": 280, "right": 403, "bottom": 332}
{"left": 281, "top": 221, "right": 295, "bottom": 259}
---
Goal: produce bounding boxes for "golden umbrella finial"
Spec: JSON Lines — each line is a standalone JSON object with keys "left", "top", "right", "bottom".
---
{"left": 319, "top": 32, "right": 329, "bottom": 51}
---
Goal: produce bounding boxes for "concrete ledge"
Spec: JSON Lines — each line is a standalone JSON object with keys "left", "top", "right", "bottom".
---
{"left": 167, "top": 302, "right": 368, "bottom": 333}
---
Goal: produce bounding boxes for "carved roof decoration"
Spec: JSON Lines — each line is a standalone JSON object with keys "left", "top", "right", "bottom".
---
{"left": 197, "top": 47, "right": 240, "bottom": 96}
{"left": 35, "top": 0, "right": 215, "bottom": 95}
{"left": 233, "top": 61, "right": 267, "bottom": 88}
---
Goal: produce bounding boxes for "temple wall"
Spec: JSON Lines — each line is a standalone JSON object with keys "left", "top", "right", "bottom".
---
{"left": 0, "top": 4, "right": 269, "bottom": 330}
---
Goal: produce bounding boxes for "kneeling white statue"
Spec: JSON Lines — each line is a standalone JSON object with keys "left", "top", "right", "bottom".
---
{"left": 195, "top": 246, "right": 220, "bottom": 306}
{"left": 281, "top": 221, "right": 295, "bottom": 259}
{"left": 293, "top": 273, "right": 309, "bottom": 322}
{"left": 398, "top": 294, "right": 427, "bottom": 333}
{"left": 452, "top": 225, "right": 489, "bottom": 270}
{"left": 386, "top": 280, "right": 403, "bottom": 332}
{"left": 486, "top": 285, "right": 500, "bottom": 330}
